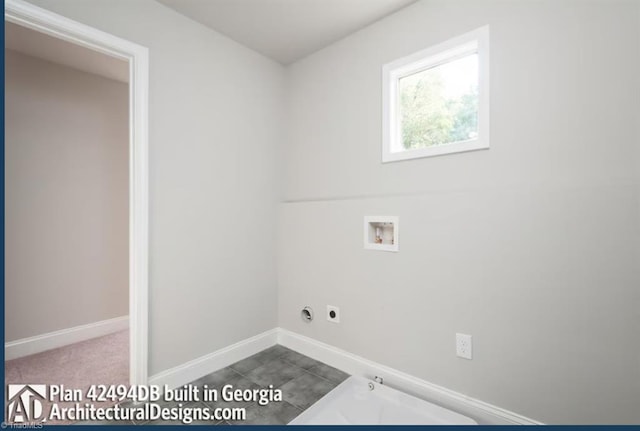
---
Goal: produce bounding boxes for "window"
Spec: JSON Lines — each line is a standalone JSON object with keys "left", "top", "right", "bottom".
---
{"left": 382, "top": 26, "right": 489, "bottom": 162}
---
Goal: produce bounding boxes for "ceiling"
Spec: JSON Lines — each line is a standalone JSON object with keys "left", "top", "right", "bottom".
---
{"left": 156, "top": 0, "right": 418, "bottom": 64}
{"left": 5, "top": 21, "right": 129, "bottom": 83}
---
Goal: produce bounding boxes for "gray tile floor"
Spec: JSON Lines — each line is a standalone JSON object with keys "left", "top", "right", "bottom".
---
{"left": 77, "top": 345, "right": 349, "bottom": 425}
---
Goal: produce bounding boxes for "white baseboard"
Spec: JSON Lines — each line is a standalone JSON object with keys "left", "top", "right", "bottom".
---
{"left": 148, "top": 329, "right": 278, "bottom": 390}
{"left": 5, "top": 315, "right": 129, "bottom": 360}
{"left": 142, "top": 327, "right": 540, "bottom": 425}
{"left": 277, "top": 328, "right": 542, "bottom": 425}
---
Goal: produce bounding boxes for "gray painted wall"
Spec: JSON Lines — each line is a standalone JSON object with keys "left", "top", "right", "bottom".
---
{"left": 278, "top": 0, "right": 640, "bottom": 425}
{"left": 18, "top": 0, "right": 640, "bottom": 424}
{"left": 5, "top": 50, "right": 129, "bottom": 341}
{"left": 24, "top": 0, "right": 286, "bottom": 375}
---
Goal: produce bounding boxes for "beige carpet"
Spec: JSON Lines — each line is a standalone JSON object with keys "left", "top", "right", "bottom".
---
{"left": 5, "top": 329, "right": 129, "bottom": 424}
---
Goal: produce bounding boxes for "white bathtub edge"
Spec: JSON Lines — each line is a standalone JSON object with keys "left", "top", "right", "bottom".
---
{"left": 277, "top": 328, "right": 543, "bottom": 426}
{"left": 289, "top": 375, "right": 478, "bottom": 425}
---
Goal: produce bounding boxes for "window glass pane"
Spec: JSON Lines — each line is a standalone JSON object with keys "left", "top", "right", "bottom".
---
{"left": 399, "top": 53, "right": 478, "bottom": 150}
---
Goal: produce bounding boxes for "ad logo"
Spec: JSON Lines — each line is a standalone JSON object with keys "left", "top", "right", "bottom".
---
{"left": 6, "top": 385, "right": 47, "bottom": 423}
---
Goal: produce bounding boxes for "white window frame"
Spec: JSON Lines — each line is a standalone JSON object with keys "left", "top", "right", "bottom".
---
{"left": 382, "top": 26, "right": 490, "bottom": 163}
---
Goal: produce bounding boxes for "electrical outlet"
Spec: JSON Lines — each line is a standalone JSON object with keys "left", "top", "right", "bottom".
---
{"left": 456, "top": 333, "right": 472, "bottom": 359}
{"left": 327, "top": 305, "right": 340, "bottom": 323}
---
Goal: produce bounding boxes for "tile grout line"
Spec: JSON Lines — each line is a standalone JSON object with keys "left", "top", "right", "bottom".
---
{"left": 168, "top": 346, "right": 344, "bottom": 422}
{"left": 227, "top": 351, "right": 331, "bottom": 412}
{"left": 127, "top": 347, "right": 343, "bottom": 425}
{"left": 227, "top": 353, "right": 306, "bottom": 413}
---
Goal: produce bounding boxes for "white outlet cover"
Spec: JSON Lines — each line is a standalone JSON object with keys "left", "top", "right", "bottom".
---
{"left": 456, "top": 333, "right": 472, "bottom": 360}
{"left": 327, "top": 305, "right": 340, "bottom": 323}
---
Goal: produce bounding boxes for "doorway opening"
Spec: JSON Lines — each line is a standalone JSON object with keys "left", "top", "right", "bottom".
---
{"left": 4, "top": 0, "right": 149, "bottom": 393}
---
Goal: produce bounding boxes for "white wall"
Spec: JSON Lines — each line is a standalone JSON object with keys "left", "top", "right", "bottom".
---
{"left": 24, "top": 0, "right": 286, "bottom": 375}
{"left": 278, "top": 0, "right": 640, "bottom": 425}
{"left": 5, "top": 50, "right": 129, "bottom": 341}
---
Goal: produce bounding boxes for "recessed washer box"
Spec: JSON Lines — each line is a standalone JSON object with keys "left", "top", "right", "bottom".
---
{"left": 364, "top": 216, "right": 398, "bottom": 252}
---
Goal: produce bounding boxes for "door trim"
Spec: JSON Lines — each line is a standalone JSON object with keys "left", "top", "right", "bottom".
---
{"left": 5, "top": 0, "right": 150, "bottom": 386}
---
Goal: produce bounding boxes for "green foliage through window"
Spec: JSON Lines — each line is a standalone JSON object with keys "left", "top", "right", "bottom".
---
{"left": 399, "top": 53, "right": 478, "bottom": 150}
